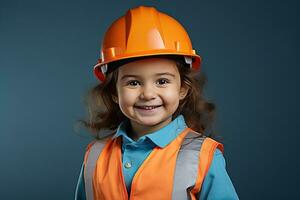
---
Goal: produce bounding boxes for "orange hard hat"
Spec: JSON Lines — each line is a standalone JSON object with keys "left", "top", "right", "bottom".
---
{"left": 94, "top": 6, "right": 202, "bottom": 82}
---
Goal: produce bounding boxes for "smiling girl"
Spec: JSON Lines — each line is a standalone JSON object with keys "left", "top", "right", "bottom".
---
{"left": 114, "top": 58, "right": 188, "bottom": 138}
{"left": 75, "top": 6, "right": 239, "bottom": 200}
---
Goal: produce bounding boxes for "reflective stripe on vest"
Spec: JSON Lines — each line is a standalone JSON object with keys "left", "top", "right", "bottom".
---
{"left": 83, "top": 140, "right": 107, "bottom": 200}
{"left": 83, "top": 127, "right": 224, "bottom": 200}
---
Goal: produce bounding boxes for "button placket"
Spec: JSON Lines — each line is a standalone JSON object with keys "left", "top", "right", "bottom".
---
{"left": 123, "top": 146, "right": 133, "bottom": 170}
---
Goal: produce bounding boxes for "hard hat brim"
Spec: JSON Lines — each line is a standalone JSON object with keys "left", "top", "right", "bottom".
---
{"left": 95, "top": 51, "right": 201, "bottom": 71}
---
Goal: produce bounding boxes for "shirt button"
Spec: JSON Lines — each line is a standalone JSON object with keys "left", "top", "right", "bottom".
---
{"left": 124, "top": 162, "right": 132, "bottom": 168}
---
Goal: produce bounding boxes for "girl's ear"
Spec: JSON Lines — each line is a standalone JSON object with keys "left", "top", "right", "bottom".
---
{"left": 179, "top": 84, "right": 189, "bottom": 100}
{"left": 112, "top": 95, "right": 119, "bottom": 104}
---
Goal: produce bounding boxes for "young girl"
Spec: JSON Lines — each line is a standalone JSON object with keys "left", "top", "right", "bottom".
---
{"left": 75, "top": 6, "right": 239, "bottom": 200}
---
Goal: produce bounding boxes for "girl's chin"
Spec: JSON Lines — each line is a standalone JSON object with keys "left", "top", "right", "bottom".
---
{"left": 136, "top": 118, "right": 162, "bottom": 127}
{"left": 132, "top": 115, "right": 172, "bottom": 128}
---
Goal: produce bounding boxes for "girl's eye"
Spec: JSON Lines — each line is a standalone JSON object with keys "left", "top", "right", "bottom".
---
{"left": 157, "top": 78, "right": 170, "bottom": 85}
{"left": 127, "top": 80, "right": 140, "bottom": 86}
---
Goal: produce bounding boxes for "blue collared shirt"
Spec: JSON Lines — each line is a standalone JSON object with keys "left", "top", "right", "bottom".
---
{"left": 75, "top": 115, "right": 239, "bottom": 199}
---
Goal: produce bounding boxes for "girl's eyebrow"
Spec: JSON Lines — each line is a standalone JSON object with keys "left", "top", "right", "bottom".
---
{"left": 120, "top": 75, "right": 139, "bottom": 80}
{"left": 121, "top": 72, "right": 175, "bottom": 80}
{"left": 156, "top": 72, "right": 176, "bottom": 77}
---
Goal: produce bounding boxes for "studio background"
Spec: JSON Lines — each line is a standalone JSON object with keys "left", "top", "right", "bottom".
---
{"left": 1, "top": 0, "right": 299, "bottom": 199}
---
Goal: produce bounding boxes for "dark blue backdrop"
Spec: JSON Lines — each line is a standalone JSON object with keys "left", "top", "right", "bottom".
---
{"left": 1, "top": 0, "right": 299, "bottom": 199}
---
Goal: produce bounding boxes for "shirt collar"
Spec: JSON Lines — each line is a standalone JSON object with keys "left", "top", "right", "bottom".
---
{"left": 112, "top": 115, "right": 187, "bottom": 148}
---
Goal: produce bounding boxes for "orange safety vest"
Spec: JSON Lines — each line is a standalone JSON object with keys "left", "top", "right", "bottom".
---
{"left": 83, "top": 127, "right": 223, "bottom": 200}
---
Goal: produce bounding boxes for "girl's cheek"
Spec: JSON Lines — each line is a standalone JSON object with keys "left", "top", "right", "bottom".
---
{"left": 161, "top": 88, "right": 180, "bottom": 99}
{"left": 119, "top": 90, "right": 137, "bottom": 104}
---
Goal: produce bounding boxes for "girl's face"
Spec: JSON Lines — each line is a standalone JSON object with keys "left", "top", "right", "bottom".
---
{"left": 114, "top": 57, "right": 188, "bottom": 136}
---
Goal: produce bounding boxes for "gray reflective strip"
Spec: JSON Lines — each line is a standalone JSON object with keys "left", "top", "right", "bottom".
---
{"left": 172, "top": 131, "right": 205, "bottom": 200}
{"left": 84, "top": 140, "right": 107, "bottom": 200}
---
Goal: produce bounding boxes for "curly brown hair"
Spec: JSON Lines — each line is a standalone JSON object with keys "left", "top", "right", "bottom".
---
{"left": 79, "top": 55, "right": 218, "bottom": 139}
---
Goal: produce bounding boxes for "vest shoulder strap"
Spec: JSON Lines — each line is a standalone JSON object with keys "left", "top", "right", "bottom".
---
{"left": 172, "top": 130, "right": 223, "bottom": 200}
{"left": 172, "top": 130, "right": 206, "bottom": 199}
{"left": 84, "top": 138, "right": 110, "bottom": 200}
{"left": 189, "top": 133, "right": 224, "bottom": 200}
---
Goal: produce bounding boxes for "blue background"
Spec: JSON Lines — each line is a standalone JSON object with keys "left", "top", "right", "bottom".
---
{"left": 1, "top": 0, "right": 299, "bottom": 199}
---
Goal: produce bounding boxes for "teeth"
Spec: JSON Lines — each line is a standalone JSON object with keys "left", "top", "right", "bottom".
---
{"left": 142, "top": 106, "right": 155, "bottom": 110}
{"left": 138, "top": 106, "right": 159, "bottom": 110}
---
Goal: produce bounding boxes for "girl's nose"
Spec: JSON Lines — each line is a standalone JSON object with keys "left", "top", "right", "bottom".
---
{"left": 140, "top": 85, "right": 156, "bottom": 100}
